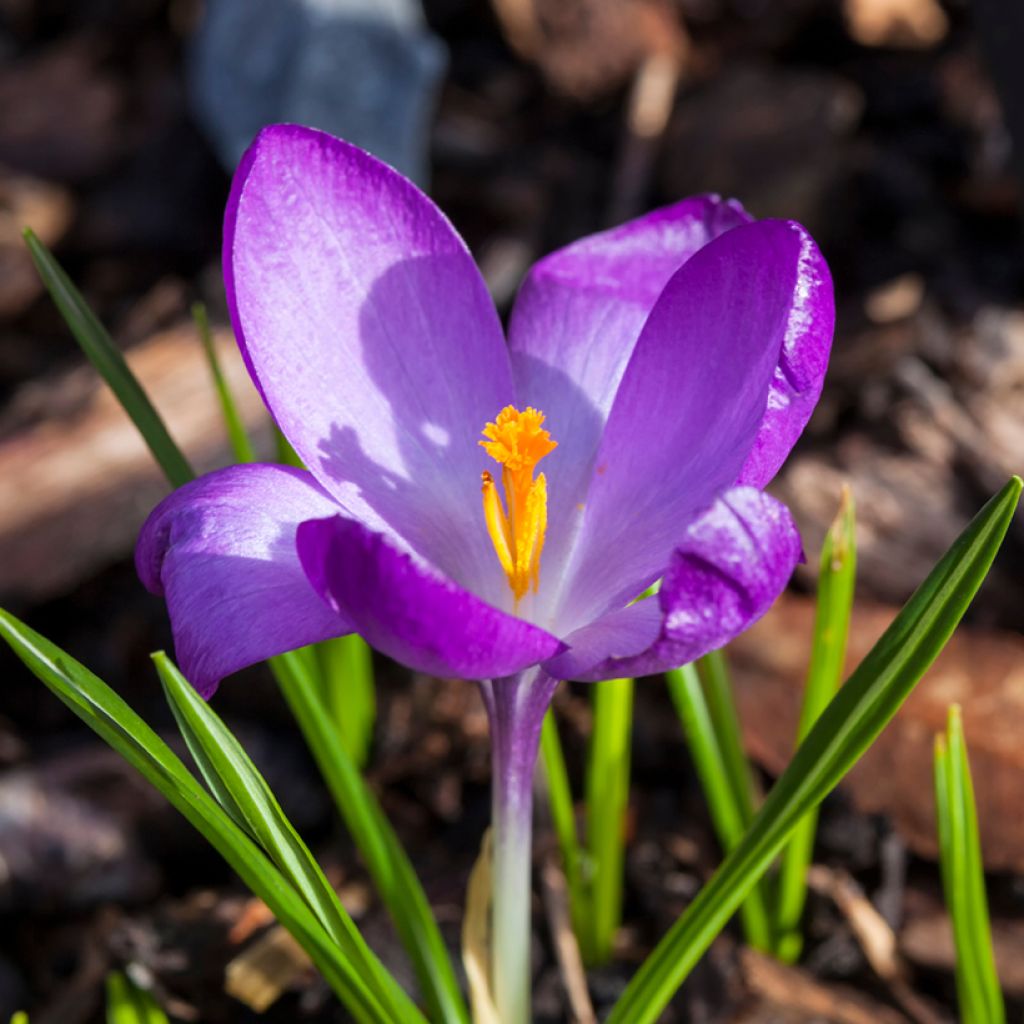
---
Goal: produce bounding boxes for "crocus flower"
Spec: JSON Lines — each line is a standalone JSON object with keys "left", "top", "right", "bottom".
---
{"left": 137, "top": 123, "right": 833, "bottom": 1023}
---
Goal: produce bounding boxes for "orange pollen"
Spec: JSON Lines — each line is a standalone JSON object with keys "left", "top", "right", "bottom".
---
{"left": 479, "top": 405, "right": 557, "bottom": 602}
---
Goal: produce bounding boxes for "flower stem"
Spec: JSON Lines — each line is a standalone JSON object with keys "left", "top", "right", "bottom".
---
{"left": 480, "top": 670, "right": 559, "bottom": 1024}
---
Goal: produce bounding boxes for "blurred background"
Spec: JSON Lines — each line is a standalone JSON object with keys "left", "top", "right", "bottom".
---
{"left": 0, "top": 0, "right": 1022, "bottom": 1021}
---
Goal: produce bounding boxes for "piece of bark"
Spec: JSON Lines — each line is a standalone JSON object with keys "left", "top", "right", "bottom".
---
{"left": 738, "top": 947, "right": 907, "bottom": 1024}
{"left": 730, "top": 594, "right": 1024, "bottom": 872}
{"left": 490, "top": 0, "right": 684, "bottom": 101}
{"left": 661, "top": 65, "right": 863, "bottom": 234}
{"left": 843, "top": 0, "right": 949, "bottom": 49}
{"left": 0, "top": 166, "right": 74, "bottom": 318}
{"left": 901, "top": 912, "right": 1024, "bottom": 997}
{"left": 0, "top": 321, "right": 271, "bottom": 602}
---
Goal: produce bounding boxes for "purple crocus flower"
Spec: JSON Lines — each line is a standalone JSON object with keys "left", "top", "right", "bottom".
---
{"left": 136, "top": 123, "right": 833, "bottom": 1022}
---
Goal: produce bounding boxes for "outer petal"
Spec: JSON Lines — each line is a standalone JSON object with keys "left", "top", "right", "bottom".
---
{"left": 137, "top": 464, "right": 351, "bottom": 697}
{"left": 225, "top": 124, "right": 515, "bottom": 604}
{"left": 552, "top": 219, "right": 818, "bottom": 630}
{"left": 544, "top": 488, "right": 801, "bottom": 681}
{"left": 297, "top": 515, "right": 564, "bottom": 680}
{"left": 507, "top": 197, "right": 752, "bottom": 572}
{"left": 736, "top": 224, "right": 834, "bottom": 488}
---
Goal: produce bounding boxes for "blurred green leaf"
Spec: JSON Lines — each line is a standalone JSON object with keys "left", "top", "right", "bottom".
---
{"left": 23, "top": 229, "right": 194, "bottom": 488}
{"left": 935, "top": 706, "right": 1005, "bottom": 1024}
{"left": 0, "top": 610, "right": 408, "bottom": 1024}
{"left": 539, "top": 710, "right": 587, "bottom": 944}
{"left": 666, "top": 663, "right": 774, "bottom": 950}
{"left": 104, "top": 971, "right": 169, "bottom": 1024}
{"left": 192, "top": 301, "right": 257, "bottom": 463}
{"left": 316, "top": 634, "right": 376, "bottom": 768}
{"left": 583, "top": 676, "right": 633, "bottom": 965}
{"left": 154, "top": 653, "right": 419, "bottom": 1022}
{"left": 607, "top": 476, "right": 1021, "bottom": 1024}
{"left": 776, "top": 485, "right": 857, "bottom": 962}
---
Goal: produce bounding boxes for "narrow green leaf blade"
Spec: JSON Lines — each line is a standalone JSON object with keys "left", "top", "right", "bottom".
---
{"left": 192, "top": 301, "right": 257, "bottom": 463}
{"left": 271, "top": 650, "right": 471, "bottom": 1024}
{"left": 316, "top": 633, "right": 376, "bottom": 768}
{"left": 696, "top": 649, "right": 759, "bottom": 825}
{"left": 607, "top": 476, "right": 1021, "bottom": 1024}
{"left": 0, "top": 610, "right": 400, "bottom": 1024}
{"left": 105, "top": 971, "right": 169, "bottom": 1024}
{"left": 941, "top": 706, "right": 1005, "bottom": 1024}
{"left": 776, "top": 486, "right": 857, "bottom": 962}
{"left": 23, "top": 230, "right": 194, "bottom": 488}
{"left": 539, "top": 710, "right": 587, "bottom": 944}
{"left": 666, "top": 663, "right": 774, "bottom": 951}
{"left": 584, "top": 676, "right": 634, "bottom": 965}
{"left": 154, "top": 654, "right": 421, "bottom": 1023}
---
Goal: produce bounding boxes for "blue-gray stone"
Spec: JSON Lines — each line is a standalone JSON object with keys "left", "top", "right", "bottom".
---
{"left": 189, "top": 0, "right": 446, "bottom": 184}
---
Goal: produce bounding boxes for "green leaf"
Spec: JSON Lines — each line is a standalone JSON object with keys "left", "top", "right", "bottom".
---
{"left": 607, "top": 476, "right": 1021, "bottom": 1024}
{"left": 696, "top": 649, "right": 760, "bottom": 824}
{"left": 538, "top": 710, "right": 587, "bottom": 945}
{"left": 153, "top": 653, "right": 420, "bottom": 1023}
{"left": 666, "top": 663, "right": 774, "bottom": 951}
{"left": 23, "top": 230, "right": 194, "bottom": 488}
{"left": 316, "top": 634, "right": 377, "bottom": 768}
{"left": 104, "top": 971, "right": 169, "bottom": 1024}
{"left": 271, "top": 650, "right": 471, "bottom": 1024}
{"left": 192, "top": 301, "right": 257, "bottom": 463}
{"left": 583, "top": 676, "right": 634, "bottom": 965}
{"left": 935, "top": 706, "right": 1005, "bottom": 1024}
{"left": 776, "top": 485, "right": 857, "bottom": 962}
{"left": 0, "top": 610, "right": 410, "bottom": 1024}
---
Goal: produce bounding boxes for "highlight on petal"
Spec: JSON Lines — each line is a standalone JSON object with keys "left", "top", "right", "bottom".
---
{"left": 544, "top": 488, "right": 802, "bottom": 682}
{"left": 736, "top": 221, "right": 834, "bottom": 489}
{"left": 225, "top": 123, "right": 514, "bottom": 604}
{"left": 508, "top": 196, "right": 753, "bottom": 576}
{"left": 137, "top": 464, "right": 351, "bottom": 697}
{"left": 297, "top": 515, "right": 565, "bottom": 681}
{"left": 552, "top": 219, "right": 821, "bottom": 630}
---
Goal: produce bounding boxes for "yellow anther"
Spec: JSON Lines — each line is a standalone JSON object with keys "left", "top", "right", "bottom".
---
{"left": 479, "top": 406, "right": 556, "bottom": 602}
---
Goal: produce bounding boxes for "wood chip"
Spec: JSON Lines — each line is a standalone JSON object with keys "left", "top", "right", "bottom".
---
{"left": 740, "top": 947, "right": 906, "bottom": 1024}
{"left": 843, "top": 0, "right": 949, "bottom": 49}
{"left": 224, "top": 925, "right": 310, "bottom": 1013}
{"left": 0, "top": 321, "right": 271, "bottom": 601}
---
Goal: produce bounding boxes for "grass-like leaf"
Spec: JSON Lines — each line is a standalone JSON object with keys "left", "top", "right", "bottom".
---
{"left": 606, "top": 476, "right": 1021, "bottom": 1024}
{"left": 538, "top": 710, "right": 587, "bottom": 944}
{"left": 666, "top": 663, "right": 774, "bottom": 950}
{"left": 583, "top": 676, "right": 634, "bottom": 965}
{"left": 934, "top": 706, "right": 1005, "bottom": 1024}
{"left": 104, "top": 971, "right": 169, "bottom": 1024}
{"left": 154, "top": 653, "right": 419, "bottom": 1022}
{"left": 0, "top": 610, "right": 411, "bottom": 1024}
{"left": 192, "top": 301, "right": 257, "bottom": 463}
{"left": 23, "top": 230, "right": 194, "bottom": 488}
{"left": 316, "top": 634, "right": 377, "bottom": 768}
{"left": 775, "top": 485, "right": 857, "bottom": 961}
{"left": 271, "top": 650, "right": 471, "bottom": 1024}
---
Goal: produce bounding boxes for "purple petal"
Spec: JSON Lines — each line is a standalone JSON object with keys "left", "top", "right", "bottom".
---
{"left": 297, "top": 515, "right": 564, "bottom": 680}
{"left": 508, "top": 197, "right": 752, "bottom": 575}
{"left": 225, "top": 124, "right": 515, "bottom": 603}
{"left": 736, "top": 223, "right": 834, "bottom": 488}
{"left": 545, "top": 488, "right": 801, "bottom": 681}
{"left": 137, "top": 464, "right": 350, "bottom": 697}
{"left": 553, "top": 219, "right": 821, "bottom": 630}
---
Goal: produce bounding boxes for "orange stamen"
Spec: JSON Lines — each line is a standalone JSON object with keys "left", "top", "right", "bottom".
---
{"left": 479, "top": 406, "right": 556, "bottom": 602}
